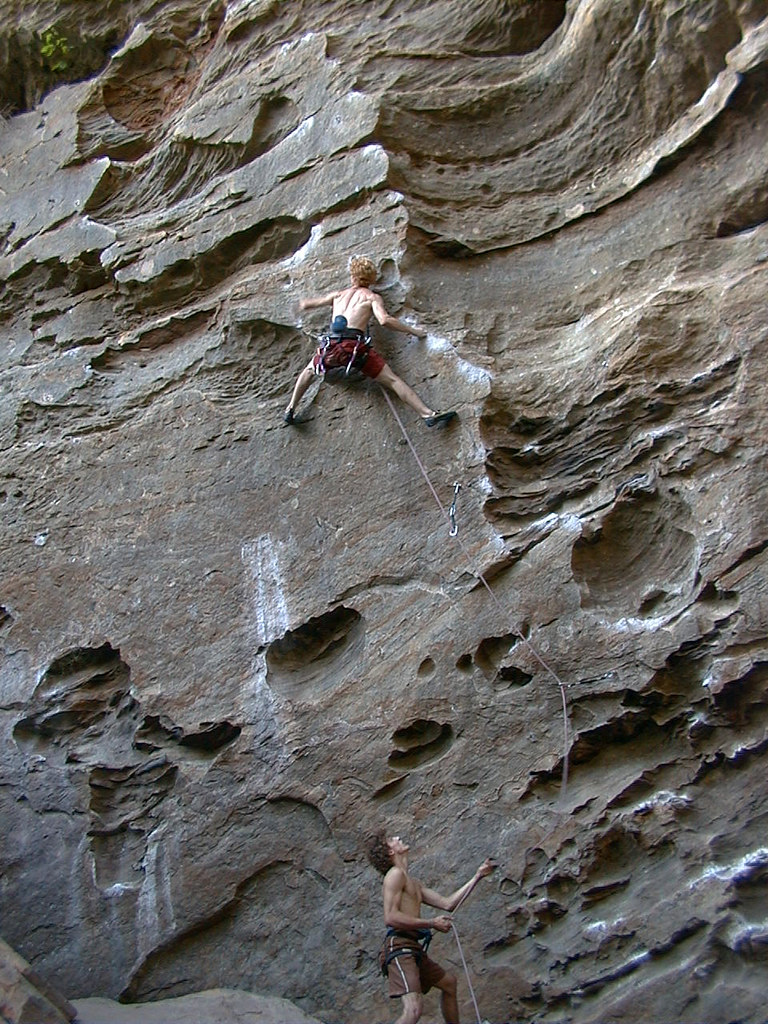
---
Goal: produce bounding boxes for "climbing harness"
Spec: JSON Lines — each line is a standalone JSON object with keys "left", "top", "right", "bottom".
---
{"left": 380, "top": 921, "right": 486, "bottom": 1023}
{"left": 449, "top": 482, "right": 462, "bottom": 537}
{"left": 313, "top": 323, "right": 372, "bottom": 377}
{"left": 381, "top": 927, "right": 432, "bottom": 976}
{"left": 379, "top": 385, "right": 571, "bottom": 798}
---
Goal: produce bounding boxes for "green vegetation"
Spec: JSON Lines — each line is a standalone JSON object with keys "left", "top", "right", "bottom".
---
{"left": 40, "top": 27, "right": 69, "bottom": 72}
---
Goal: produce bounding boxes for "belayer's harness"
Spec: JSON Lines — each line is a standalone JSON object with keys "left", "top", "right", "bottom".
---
{"left": 314, "top": 319, "right": 371, "bottom": 377}
{"left": 381, "top": 927, "right": 432, "bottom": 976}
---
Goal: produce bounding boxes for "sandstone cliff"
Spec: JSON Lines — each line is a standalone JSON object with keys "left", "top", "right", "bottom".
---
{"left": 1, "top": 1, "right": 767, "bottom": 1022}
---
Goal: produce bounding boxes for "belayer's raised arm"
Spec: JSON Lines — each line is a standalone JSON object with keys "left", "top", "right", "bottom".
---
{"left": 366, "top": 831, "right": 496, "bottom": 1024}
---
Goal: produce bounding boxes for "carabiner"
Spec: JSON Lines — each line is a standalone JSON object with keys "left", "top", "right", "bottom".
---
{"left": 449, "top": 482, "right": 462, "bottom": 537}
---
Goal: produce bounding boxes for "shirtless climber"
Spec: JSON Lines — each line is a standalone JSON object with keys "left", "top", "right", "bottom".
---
{"left": 366, "top": 831, "right": 496, "bottom": 1024}
{"left": 284, "top": 256, "right": 456, "bottom": 426}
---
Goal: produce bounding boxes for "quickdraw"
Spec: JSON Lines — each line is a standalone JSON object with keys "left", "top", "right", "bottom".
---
{"left": 449, "top": 482, "right": 462, "bottom": 537}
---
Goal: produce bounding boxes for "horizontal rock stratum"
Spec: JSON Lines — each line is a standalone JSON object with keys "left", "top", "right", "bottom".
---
{"left": 1, "top": 1, "right": 767, "bottom": 1022}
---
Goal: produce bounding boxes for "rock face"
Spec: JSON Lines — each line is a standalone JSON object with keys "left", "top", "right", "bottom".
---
{"left": 1, "top": 1, "right": 767, "bottom": 1022}
{"left": 0, "top": 937, "right": 76, "bottom": 1024}
{"left": 73, "top": 988, "right": 323, "bottom": 1024}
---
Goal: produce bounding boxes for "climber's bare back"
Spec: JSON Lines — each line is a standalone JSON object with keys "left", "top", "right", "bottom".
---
{"left": 331, "top": 285, "right": 384, "bottom": 332}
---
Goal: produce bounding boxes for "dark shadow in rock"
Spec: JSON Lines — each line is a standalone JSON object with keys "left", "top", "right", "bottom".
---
{"left": 472, "top": 630, "right": 533, "bottom": 690}
{"left": 244, "top": 95, "right": 301, "bottom": 161}
{"left": 13, "top": 642, "right": 135, "bottom": 759}
{"left": 626, "top": 648, "right": 710, "bottom": 715}
{"left": 179, "top": 721, "right": 242, "bottom": 751}
{"left": 198, "top": 217, "right": 310, "bottom": 283}
{"left": 581, "top": 876, "right": 631, "bottom": 907}
{"left": 134, "top": 714, "right": 183, "bottom": 750}
{"left": 121, "top": 797, "right": 340, "bottom": 1003}
{"left": 475, "top": 632, "right": 519, "bottom": 675}
{"left": 388, "top": 719, "right": 454, "bottom": 770}
{"left": 425, "top": 237, "right": 476, "bottom": 259}
{"left": 0, "top": 604, "right": 13, "bottom": 633}
{"left": 373, "top": 775, "right": 408, "bottom": 801}
{"left": 120, "top": 217, "right": 310, "bottom": 311}
{"left": 88, "top": 757, "right": 178, "bottom": 888}
{"left": 0, "top": 22, "right": 123, "bottom": 115}
{"left": 724, "top": 537, "right": 768, "bottom": 577}
{"left": 268, "top": 606, "right": 362, "bottom": 670}
{"left": 459, "top": 0, "right": 567, "bottom": 56}
{"left": 133, "top": 715, "right": 241, "bottom": 756}
{"left": 571, "top": 492, "right": 698, "bottom": 619}
{"left": 523, "top": 709, "right": 674, "bottom": 803}
{"left": 605, "top": 771, "right": 658, "bottom": 810}
{"left": 716, "top": 189, "right": 768, "bottom": 239}
{"left": 493, "top": 664, "right": 533, "bottom": 690}
{"left": 102, "top": 34, "right": 198, "bottom": 132}
{"left": 711, "top": 662, "right": 768, "bottom": 728}
{"left": 568, "top": 710, "right": 664, "bottom": 767}
{"left": 266, "top": 606, "right": 364, "bottom": 695}
{"left": 715, "top": 68, "right": 768, "bottom": 238}
{"left": 96, "top": 311, "right": 212, "bottom": 363}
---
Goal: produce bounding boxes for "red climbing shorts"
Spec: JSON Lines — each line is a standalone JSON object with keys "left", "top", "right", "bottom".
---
{"left": 379, "top": 932, "right": 446, "bottom": 998}
{"left": 313, "top": 338, "right": 386, "bottom": 379}
{"left": 359, "top": 345, "right": 385, "bottom": 378}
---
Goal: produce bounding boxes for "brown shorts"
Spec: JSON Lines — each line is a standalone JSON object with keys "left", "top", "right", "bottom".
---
{"left": 379, "top": 933, "right": 446, "bottom": 998}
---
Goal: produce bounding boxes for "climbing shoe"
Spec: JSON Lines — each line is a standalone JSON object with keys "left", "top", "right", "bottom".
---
{"left": 423, "top": 411, "right": 457, "bottom": 427}
{"left": 283, "top": 407, "right": 295, "bottom": 425}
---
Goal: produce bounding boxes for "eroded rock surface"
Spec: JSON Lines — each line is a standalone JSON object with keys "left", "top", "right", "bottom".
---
{"left": 1, "top": 1, "right": 767, "bottom": 1022}
{"left": 0, "top": 937, "right": 76, "bottom": 1024}
{"left": 73, "top": 988, "right": 322, "bottom": 1024}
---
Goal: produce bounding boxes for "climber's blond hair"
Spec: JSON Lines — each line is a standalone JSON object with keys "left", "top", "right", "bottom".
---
{"left": 349, "top": 256, "right": 377, "bottom": 287}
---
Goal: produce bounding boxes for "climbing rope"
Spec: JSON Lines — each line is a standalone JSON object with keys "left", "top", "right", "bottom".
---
{"left": 446, "top": 877, "right": 494, "bottom": 1024}
{"left": 449, "top": 919, "right": 485, "bottom": 1024}
{"left": 380, "top": 387, "right": 450, "bottom": 517}
{"left": 379, "top": 385, "right": 570, "bottom": 797}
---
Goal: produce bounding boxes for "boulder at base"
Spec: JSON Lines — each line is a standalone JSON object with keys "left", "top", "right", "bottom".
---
{"left": 0, "top": 937, "right": 76, "bottom": 1024}
{"left": 73, "top": 988, "right": 323, "bottom": 1024}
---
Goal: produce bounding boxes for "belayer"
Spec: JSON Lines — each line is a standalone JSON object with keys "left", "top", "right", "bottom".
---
{"left": 366, "top": 830, "right": 496, "bottom": 1024}
{"left": 284, "top": 256, "right": 457, "bottom": 426}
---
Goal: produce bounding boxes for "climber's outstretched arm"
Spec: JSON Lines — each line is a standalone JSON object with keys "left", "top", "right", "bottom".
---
{"left": 299, "top": 290, "right": 339, "bottom": 311}
{"left": 370, "top": 293, "right": 426, "bottom": 338}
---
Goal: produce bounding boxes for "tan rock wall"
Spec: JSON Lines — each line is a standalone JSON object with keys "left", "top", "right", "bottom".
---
{"left": 1, "top": 1, "right": 767, "bottom": 1021}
